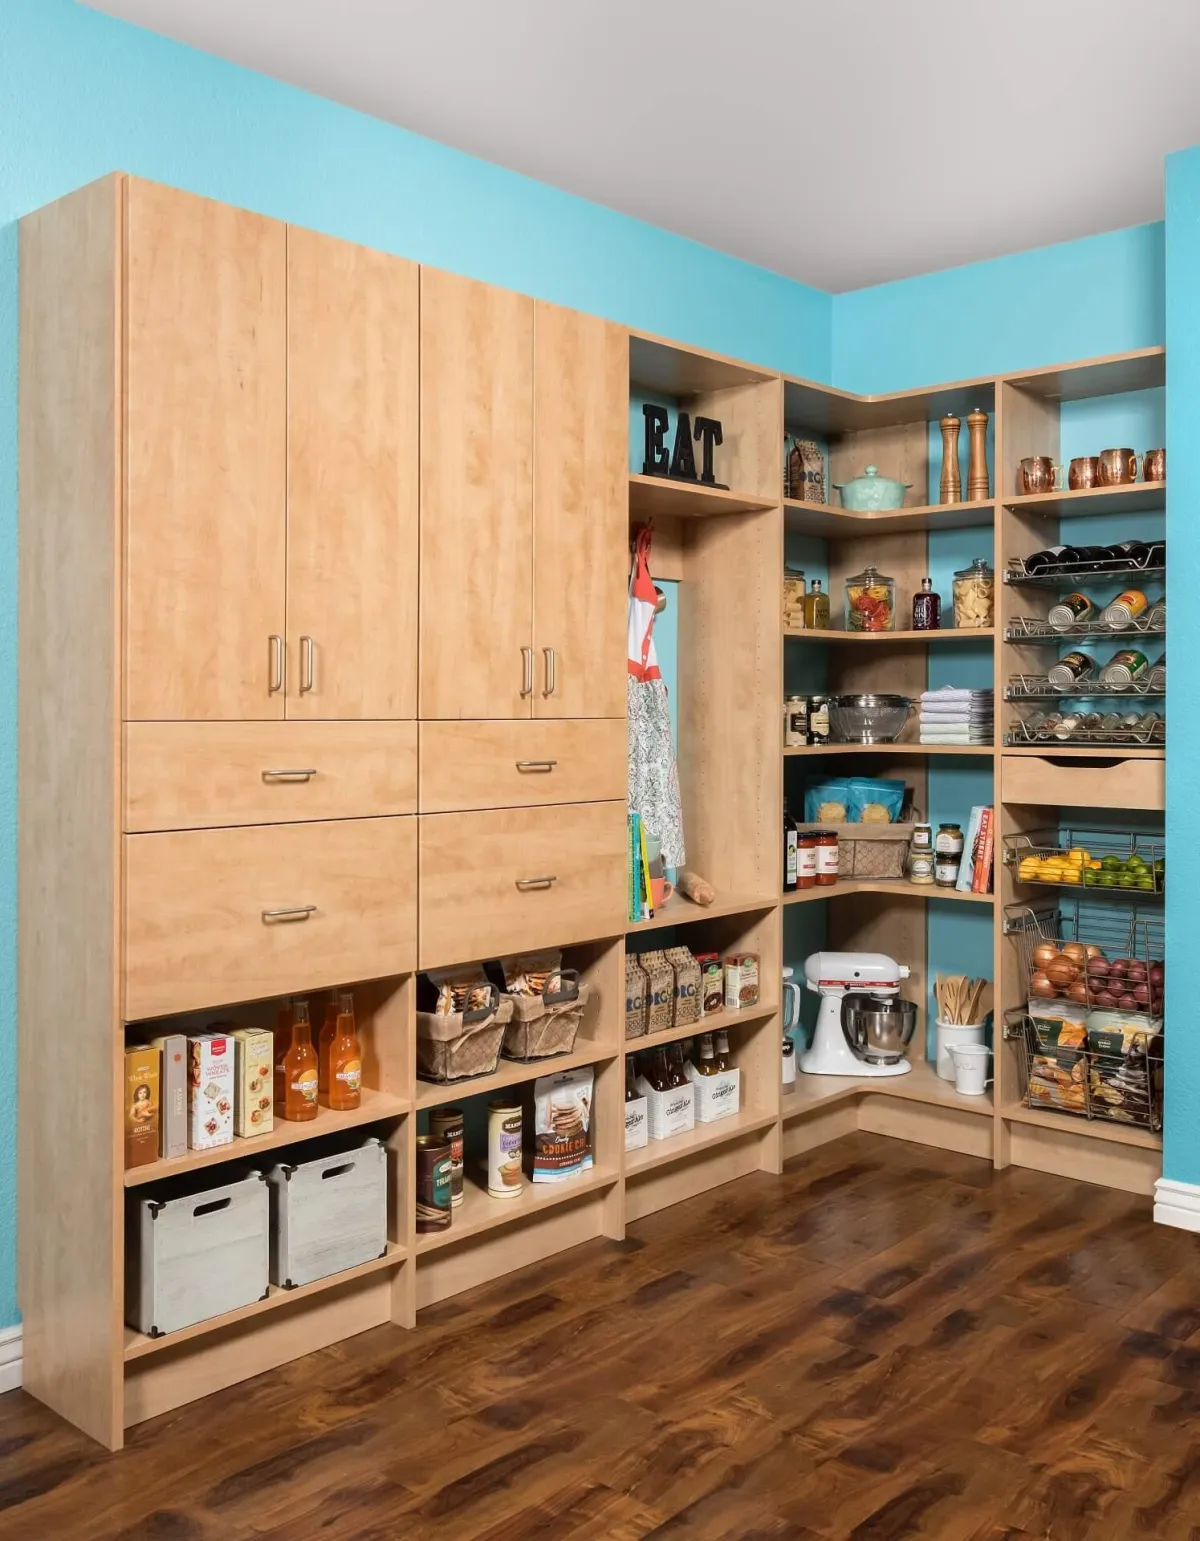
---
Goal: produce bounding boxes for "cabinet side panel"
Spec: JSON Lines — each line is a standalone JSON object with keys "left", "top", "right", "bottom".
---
{"left": 18, "top": 177, "right": 123, "bottom": 1447}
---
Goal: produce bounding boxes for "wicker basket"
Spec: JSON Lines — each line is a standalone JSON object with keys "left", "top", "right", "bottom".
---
{"left": 501, "top": 971, "right": 589, "bottom": 1062}
{"left": 797, "top": 821, "right": 913, "bottom": 881}
{"left": 416, "top": 987, "right": 514, "bottom": 1084}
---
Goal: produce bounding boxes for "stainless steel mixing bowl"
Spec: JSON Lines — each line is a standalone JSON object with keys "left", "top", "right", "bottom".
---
{"left": 841, "top": 994, "right": 918, "bottom": 1063}
{"left": 829, "top": 693, "right": 912, "bottom": 744}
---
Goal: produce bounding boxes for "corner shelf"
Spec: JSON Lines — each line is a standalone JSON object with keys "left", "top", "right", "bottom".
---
{"left": 783, "top": 881, "right": 993, "bottom": 906}
{"left": 783, "top": 1059, "right": 994, "bottom": 1122}
{"left": 785, "top": 627, "right": 995, "bottom": 643}
{"left": 785, "top": 743, "right": 994, "bottom": 758}
{"left": 629, "top": 473, "right": 776, "bottom": 521}
{"left": 630, "top": 1001, "right": 778, "bottom": 1054}
{"left": 784, "top": 497, "right": 995, "bottom": 537}
{"left": 415, "top": 1167, "right": 619, "bottom": 1254}
{"left": 999, "top": 1102, "right": 1162, "bottom": 1151}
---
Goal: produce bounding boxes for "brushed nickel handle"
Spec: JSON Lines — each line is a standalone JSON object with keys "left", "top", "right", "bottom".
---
{"left": 520, "top": 646, "right": 534, "bottom": 697}
{"left": 262, "top": 904, "right": 317, "bottom": 923}
{"left": 261, "top": 768, "right": 317, "bottom": 783}
{"left": 516, "top": 760, "right": 557, "bottom": 773}
{"left": 268, "top": 635, "right": 284, "bottom": 694}
{"left": 300, "top": 635, "right": 315, "bottom": 694}
{"left": 515, "top": 876, "right": 556, "bottom": 891}
{"left": 543, "top": 646, "right": 556, "bottom": 698}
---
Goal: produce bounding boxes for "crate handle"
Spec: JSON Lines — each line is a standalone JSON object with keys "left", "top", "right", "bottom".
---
{"left": 542, "top": 966, "right": 581, "bottom": 1006}
{"left": 463, "top": 983, "right": 501, "bottom": 1025}
{"left": 320, "top": 1162, "right": 355, "bottom": 1181}
{"left": 193, "top": 1196, "right": 232, "bottom": 1218}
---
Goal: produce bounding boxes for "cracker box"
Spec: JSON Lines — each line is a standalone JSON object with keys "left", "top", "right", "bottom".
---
{"left": 149, "top": 1033, "right": 187, "bottom": 1160}
{"left": 187, "top": 1033, "right": 234, "bottom": 1151}
{"left": 634, "top": 1075, "right": 695, "bottom": 1140}
{"left": 232, "top": 1028, "right": 274, "bottom": 1138}
{"left": 685, "top": 1061, "right": 741, "bottom": 1124}
{"left": 724, "top": 953, "right": 760, "bottom": 1011}
{"left": 124, "top": 1043, "right": 161, "bottom": 1170}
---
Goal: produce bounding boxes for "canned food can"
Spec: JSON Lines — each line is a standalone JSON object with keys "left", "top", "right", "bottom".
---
{"left": 1100, "top": 649, "right": 1149, "bottom": 687}
{"left": 1047, "top": 593, "right": 1095, "bottom": 630}
{"left": 1119, "top": 712, "right": 1143, "bottom": 730}
{"left": 1053, "top": 713, "right": 1082, "bottom": 740}
{"left": 415, "top": 1135, "right": 453, "bottom": 1232}
{"left": 1047, "top": 651, "right": 1095, "bottom": 687}
{"left": 487, "top": 1099, "right": 523, "bottom": 1199}
{"left": 1102, "top": 590, "right": 1148, "bottom": 629}
{"left": 429, "top": 1106, "right": 465, "bottom": 1207}
{"left": 1099, "top": 712, "right": 1124, "bottom": 732}
{"left": 1148, "top": 653, "right": 1166, "bottom": 691}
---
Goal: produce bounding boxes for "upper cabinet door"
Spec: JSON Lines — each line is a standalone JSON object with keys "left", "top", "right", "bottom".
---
{"left": 124, "top": 180, "right": 286, "bottom": 720}
{"left": 532, "top": 304, "right": 629, "bottom": 719}
{"left": 419, "top": 269, "right": 534, "bottom": 719}
{"left": 286, "top": 229, "right": 418, "bottom": 720}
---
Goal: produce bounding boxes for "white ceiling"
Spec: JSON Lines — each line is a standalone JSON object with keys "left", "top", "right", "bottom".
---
{"left": 89, "top": 0, "right": 1200, "bottom": 292}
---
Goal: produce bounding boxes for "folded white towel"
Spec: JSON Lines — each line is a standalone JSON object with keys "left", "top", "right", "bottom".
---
{"left": 920, "top": 708, "right": 994, "bottom": 720}
{"left": 920, "top": 687, "right": 987, "bottom": 703}
{"left": 920, "top": 731, "right": 993, "bottom": 744}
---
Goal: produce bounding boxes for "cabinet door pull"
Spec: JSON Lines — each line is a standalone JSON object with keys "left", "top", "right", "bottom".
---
{"left": 261, "top": 768, "right": 317, "bottom": 783}
{"left": 515, "top": 759, "right": 557, "bottom": 773}
{"left": 542, "top": 646, "right": 556, "bottom": 697}
{"left": 268, "top": 635, "right": 284, "bottom": 695}
{"left": 515, "top": 876, "right": 556, "bottom": 891}
{"left": 261, "top": 904, "right": 317, "bottom": 923}
{"left": 300, "top": 635, "right": 315, "bottom": 694}
{"left": 520, "top": 646, "right": 534, "bottom": 697}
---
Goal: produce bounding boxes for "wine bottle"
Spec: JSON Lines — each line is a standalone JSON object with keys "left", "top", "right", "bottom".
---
{"left": 1024, "top": 546, "right": 1075, "bottom": 575}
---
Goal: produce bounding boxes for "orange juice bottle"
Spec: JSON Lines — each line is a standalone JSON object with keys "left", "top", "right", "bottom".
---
{"left": 273, "top": 996, "right": 293, "bottom": 1109}
{"left": 327, "top": 992, "right": 362, "bottom": 1112}
{"left": 282, "top": 999, "right": 319, "bottom": 1121}
{"left": 318, "top": 994, "right": 339, "bottom": 1095}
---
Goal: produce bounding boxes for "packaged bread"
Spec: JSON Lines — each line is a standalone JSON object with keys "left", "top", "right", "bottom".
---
{"left": 1027, "top": 1005, "right": 1088, "bottom": 1113}
{"left": 639, "top": 950, "right": 675, "bottom": 1034}
{"left": 423, "top": 965, "right": 493, "bottom": 1017}
{"left": 499, "top": 950, "right": 565, "bottom": 998}
{"left": 663, "top": 946, "right": 701, "bottom": 1028}
{"left": 1086, "top": 1012, "right": 1162, "bottom": 1126}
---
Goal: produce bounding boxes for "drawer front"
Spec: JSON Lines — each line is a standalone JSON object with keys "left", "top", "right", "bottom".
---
{"left": 419, "top": 719, "right": 625, "bottom": 813}
{"left": 125, "top": 817, "right": 417, "bottom": 1019}
{"left": 1001, "top": 755, "right": 1164, "bottom": 811}
{"left": 418, "top": 802, "right": 626, "bottom": 968}
{"left": 125, "top": 721, "right": 418, "bottom": 832}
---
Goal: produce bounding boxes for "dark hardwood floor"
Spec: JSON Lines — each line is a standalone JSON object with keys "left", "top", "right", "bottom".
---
{"left": 1, "top": 1132, "right": 1198, "bottom": 1540}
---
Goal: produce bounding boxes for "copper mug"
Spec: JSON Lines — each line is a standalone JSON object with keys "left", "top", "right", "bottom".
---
{"left": 1068, "top": 456, "right": 1099, "bottom": 490}
{"left": 1143, "top": 447, "right": 1166, "bottom": 483}
{"left": 1097, "top": 447, "right": 1138, "bottom": 486}
{"left": 1019, "top": 456, "right": 1063, "bottom": 494}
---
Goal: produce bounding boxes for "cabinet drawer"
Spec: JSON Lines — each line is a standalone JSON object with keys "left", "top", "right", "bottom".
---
{"left": 418, "top": 803, "right": 626, "bottom": 968}
{"left": 125, "top": 817, "right": 417, "bottom": 1019}
{"left": 419, "top": 719, "right": 625, "bottom": 813}
{"left": 1001, "top": 754, "right": 1164, "bottom": 811}
{"left": 125, "top": 722, "right": 418, "bottom": 831}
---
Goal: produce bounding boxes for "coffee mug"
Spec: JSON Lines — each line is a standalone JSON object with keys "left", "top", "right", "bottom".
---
{"left": 650, "top": 874, "right": 675, "bottom": 909}
{"left": 1098, "top": 447, "right": 1138, "bottom": 486}
{"left": 1068, "top": 456, "right": 1099, "bottom": 490}
{"left": 1019, "top": 456, "right": 1062, "bottom": 494}
{"left": 950, "top": 1043, "right": 992, "bottom": 1097}
{"left": 1143, "top": 447, "right": 1166, "bottom": 483}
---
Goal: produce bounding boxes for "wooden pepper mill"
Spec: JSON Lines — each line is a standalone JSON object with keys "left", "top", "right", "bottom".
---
{"left": 966, "top": 408, "right": 990, "bottom": 501}
{"left": 939, "top": 415, "right": 962, "bottom": 504}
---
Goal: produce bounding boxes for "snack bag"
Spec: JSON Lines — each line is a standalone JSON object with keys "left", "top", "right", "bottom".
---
{"left": 530, "top": 1066, "right": 593, "bottom": 1183}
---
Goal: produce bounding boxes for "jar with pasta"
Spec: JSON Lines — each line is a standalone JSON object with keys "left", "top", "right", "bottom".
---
{"left": 952, "top": 558, "right": 994, "bottom": 629}
{"left": 844, "top": 566, "right": 896, "bottom": 632}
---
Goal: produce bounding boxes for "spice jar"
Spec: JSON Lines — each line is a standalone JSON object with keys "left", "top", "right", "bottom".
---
{"left": 815, "top": 830, "right": 839, "bottom": 887}
{"left": 934, "top": 823, "right": 964, "bottom": 888}
{"left": 953, "top": 559, "right": 994, "bottom": 629}
{"left": 797, "top": 831, "right": 818, "bottom": 889}
{"left": 845, "top": 565, "right": 896, "bottom": 632}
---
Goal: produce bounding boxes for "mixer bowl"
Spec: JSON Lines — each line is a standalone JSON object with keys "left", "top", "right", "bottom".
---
{"left": 841, "top": 995, "right": 917, "bottom": 1063}
{"left": 829, "top": 693, "right": 911, "bottom": 744}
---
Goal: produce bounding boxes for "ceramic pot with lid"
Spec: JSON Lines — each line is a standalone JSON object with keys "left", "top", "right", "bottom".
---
{"left": 832, "top": 466, "right": 911, "bottom": 512}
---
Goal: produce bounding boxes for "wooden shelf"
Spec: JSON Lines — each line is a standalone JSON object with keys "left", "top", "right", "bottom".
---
{"left": 786, "top": 627, "right": 994, "bottom": 643}
{"left": 625, "top": 1107, "right": 778, "bottom": 1176}
{"left": 629, "top": 474, "right": 775, "bottom": 521}
{"left": 123, "top": 1242, "right": 406, "bottom": 1362}
{"left": 415, "top": 1166, "right": 619, "bottom": 1254}
{"left": 783, "top": 374, "right": 995, "bottom": 436}
{"left": 1004, "top": 346, "right": 1164, "bottom": 402}
{"left": 1002, "top": 481, "right": 1165, "bottom": 518}
{"left": 415, "top": 1043, "right": 618, "bottom": 1111}
{"left": 629, "top": 331, "right": 775, "bottom": 396}
{"left": 783, "top": 1058, "right": 994, "bottom": 1121}
{"left": 123, "top": 1089, "right": 412, "bottom": 1188}
{"left": 786, "top": 743, "right": 994, "bottom": 758}
{"left": 630, "top": 1001, "right": 778, "bottom": 1054}
{"left": 783, "top": 881, "right": 993, "bottom": 906}
{"left": 626, "top": 893, "right": 777, "bottom": 934}
{"left": 784, "top": 498, "right": 994, "bottom": 538}
{"left": 1000, "top": 1102, "right": 1162, "bottom": 1150}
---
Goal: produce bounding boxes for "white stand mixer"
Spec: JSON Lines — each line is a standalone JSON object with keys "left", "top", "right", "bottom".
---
{"left": 800, "top": 950, "right": 915, "bottom": 1078}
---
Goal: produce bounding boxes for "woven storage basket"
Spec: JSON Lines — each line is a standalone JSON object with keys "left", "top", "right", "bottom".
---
{"left": 797, "top": 821, "right": 913, "bottom": 881}
{"left": 416, "top": 987, "right": 514, "bottom": 1084}
{"left": 501, "top": 971, "right": 589, "bottom": 1062}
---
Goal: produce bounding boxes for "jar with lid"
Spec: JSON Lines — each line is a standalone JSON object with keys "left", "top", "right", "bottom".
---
{"left": 815, "top": 830, "right": 839, "bottom": 887}
{"left": 783, "top": 565, "right": 806, "bottom": 629}
{"left": 797, "top": 831, "right": 818, "bottom": 889}
{"left": 908, "top": 822, "right": 935, "bottom": 886}
{"left": 807, "top": 694, "right": 830, "bottom": 745}
{"left": 953, "top": 559, "right": 994, "bottom": 629}
{"left": 784, "top": 695, "right": 807, "bottom": 748}
{"left": 934, "top": 823, "right": 964, "bottom": 888}
{"left": 845, "top": 565, "right": 896, "bottom": 632}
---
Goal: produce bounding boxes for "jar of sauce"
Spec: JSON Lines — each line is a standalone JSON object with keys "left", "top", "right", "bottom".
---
{"left": 797, "top": 832, "right": 818, "bottom": 889}
{"left": 934, "top": 823, "right": 964, "bottom": 888}
{"left": 815, "top": 830, "right": 839, "bottom": 887}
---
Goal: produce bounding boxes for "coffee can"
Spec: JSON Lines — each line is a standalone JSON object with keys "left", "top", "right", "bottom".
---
{"left": 1047, "top": 651, "right": 1095, "bottom": 687}
{"left": 1102, "top": 589, "right": 1148, "bottom": 629}
{"left": 429, "top": 1106, "right": 464, "bottom": 1207}
{"left": 1047, "top": 593, "right": 1094, "bottom": 631}
{"left": 487, "top": 1099, "right": 523, "bottom": 1200}
{"left": 415, "top": 1135, "right": 453, "bottom": 1232}
{"left": 1100, "top": 649, "right": 1149, "bottom": 687}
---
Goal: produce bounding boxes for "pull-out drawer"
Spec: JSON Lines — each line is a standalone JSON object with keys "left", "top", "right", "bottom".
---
{"left": 125, "top": 817, "right": 417, "bottom": 1019}
{"left": 419, "top": 719, "right": 625, "bottom": 813}
{"left": 1001, "top": 753, "right": 1164, "bottom": 811}
{"left": 418, "top": 802, "right": 626, "bottom": 968}
{"left": 125, "top": 721, "right": 418, "bottom": 832}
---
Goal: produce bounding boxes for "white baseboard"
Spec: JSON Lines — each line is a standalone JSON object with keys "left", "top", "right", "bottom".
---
{"left": 0, "top": 1326, "right": 22, "bottom": 1395}
{"left": 1154, "top": 1178, "right": 1200, "bottom": 1233}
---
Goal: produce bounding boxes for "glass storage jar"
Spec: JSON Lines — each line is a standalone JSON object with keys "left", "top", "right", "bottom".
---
{"left": 845, "top": 566, "right": 896, "bottom": 632}
{"left": 953, "top": 558, "right": 994, "bottom": 629}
